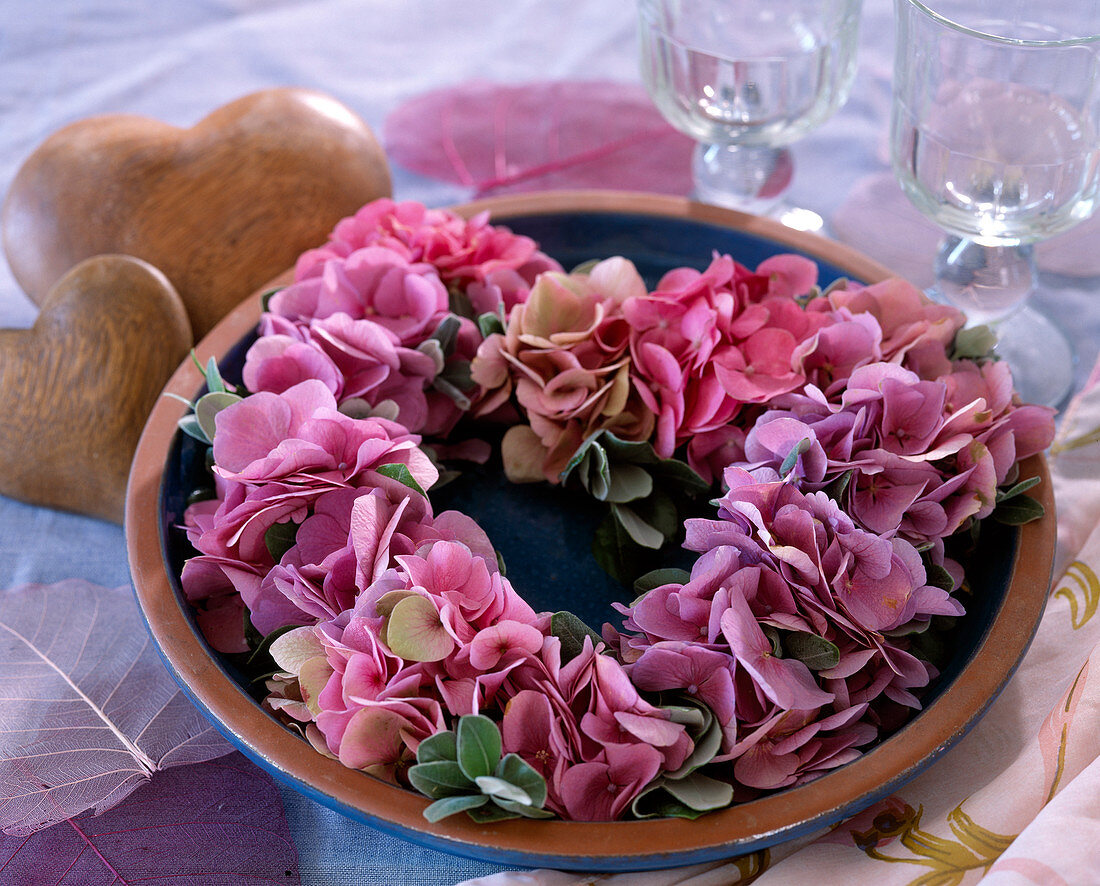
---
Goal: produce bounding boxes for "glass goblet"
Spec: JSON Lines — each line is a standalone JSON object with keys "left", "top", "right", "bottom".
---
{"left": 891, "top": 0, "right": 1100, "bottom": 408}
{"left": 637, "top": 0, "right": 863, "bottom": 232}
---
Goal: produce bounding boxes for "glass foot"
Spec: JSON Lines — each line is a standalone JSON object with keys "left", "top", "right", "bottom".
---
{"left": 988, "top": 305, "right": 1075, "bottom": 409}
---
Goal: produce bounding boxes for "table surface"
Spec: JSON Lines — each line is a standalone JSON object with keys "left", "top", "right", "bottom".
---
{"left": 2, "top": 2, "right": 1098, "bottom": 884}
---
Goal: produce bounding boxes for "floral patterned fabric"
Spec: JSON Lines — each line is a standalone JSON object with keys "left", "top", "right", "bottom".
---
{"left": 460, "top": 360, "right": 1100, "bottom": 884}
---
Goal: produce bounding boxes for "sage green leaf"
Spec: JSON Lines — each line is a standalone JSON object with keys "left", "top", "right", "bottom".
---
{"left": 592, "top": 513, "right": 649, "bottom": 586}
{"left": 648, "top": 457, "right": 710, "bottom": 496}
{"left": 823, "top": 469, "right": 853, "bottom": 503}
{"left": 925, "top": 563, "right": 956, "bottom": 593}
{"left": 407, "top": 760, "right": 474, "bottom": 799}
{"left": 422, "top": 794, "right": 488, "bottom": 822}
{"left": 630, "top": 488, "right": 680, "bottom": 539}
{"left": 663, "top": 771, "right": 735, "bottom": 811}
{"left": 474, "top": 776, "right": 533, "bottom": 805}
{"left": 630, "top": 784, "right": 712, "bottom": 820}
{"left": 996, "top": 475, "right": 1041, "bottom": 502}
{"left": 953, "top": 324, "right": 998, "bottom": 360}
{"left": 779, "top": 437, "right": 812, "bottom": 479}
{"left": 204, "top": 355, "right": 227, "bottom": 394}
{"left": 177, "top": 414, "right": 210, "bottom": 445}
{"left": 195, "top": 391, "right": 242, "bottom": 442}
{"left": 477, "top": 311, "right": 506, "bottom": 338}
{"left": 612, "top": 504, "right": 665, "bottom": 550}
{"left": 665, "top": 709, "right": 723, "bottom": 779}
{"left": 992, "top": 493, "right": 1045, "bottom": 526}
{"left": 551, "top": 611, "right": 602, "bottom": 664}
{"left": 431, "top": 376, "right": 472, "bottom": 411}
{"left": 581, "top": 443, "right": 612, "bottom": 500}
{"left": 448, "top": 288, "right": 476, "bottom": 320}
{"left": 496, "top": 753, "right": 548, "bottom": 808}
{"left": 601, "top": 433, "right": 660, "bottom": 465}
{"left": 782, "top": 632, "right": 840, "bottom": 671}
{"left": 375, "top": 463, "right": 427, "bottom": 498}
{"left": 605, "top": 463, "right": 654, "bottom": 503}
{"left": 761, "top": 624, "right": 783, "bottom": 657}
{"left": 494, "top": 798, "right": 555, "bottom": 819}
{"left": 663, "top": 703, "right": 709, "bottom": 732}
{"left": 416, "top": 729, "right": 458, "bottom": 764}
{"left": 439, "top": 359, "right": 476, "bottom": 392}
{"left": 466, "top": 804, "right": 520, "bottom": 823}
{"left": 429, "top": 314, "right": 462, "bottom": 355}
{"left": 264, "top": 520, "right": 298, "bottom": 564}
{"left": 259, "top": 287, "right": 284, "bottom": 312}
{"left": 634, "top": 568, "right": 691, "bottom": 595}
{"left": 456, "top": 715, "right": 501, "bottom": 781}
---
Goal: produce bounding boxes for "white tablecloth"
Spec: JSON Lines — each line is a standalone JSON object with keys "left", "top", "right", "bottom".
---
{"left": 2, "top": 2, "right": 1098, "bottom": 883}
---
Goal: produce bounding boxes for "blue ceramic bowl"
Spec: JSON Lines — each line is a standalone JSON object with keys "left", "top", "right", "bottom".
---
{"left": 127, "top": 191, "right": 1056, "bottom": 872}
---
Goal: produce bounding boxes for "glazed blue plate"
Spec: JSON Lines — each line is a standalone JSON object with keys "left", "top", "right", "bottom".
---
{"left": 128, "top": 191, "right": 1056, "bottom": 872}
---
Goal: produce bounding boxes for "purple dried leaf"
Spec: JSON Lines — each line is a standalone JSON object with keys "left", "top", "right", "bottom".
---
{"left": 0, "top": 752, "right": 300, "bottom": 885}
{"left": 0, "top": 580, "right": 233, "bottom": 834}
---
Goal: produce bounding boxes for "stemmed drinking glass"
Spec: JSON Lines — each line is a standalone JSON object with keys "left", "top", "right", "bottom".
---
{"left": 637, "top": 0, "right": 864, "bottom": 231}
{"left": 891, "top": 0, "right": 1100, "bottom": 408}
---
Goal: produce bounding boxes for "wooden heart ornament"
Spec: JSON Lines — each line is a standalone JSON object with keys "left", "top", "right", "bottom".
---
{"left": 1, "top": 88, "right": 392, "bottom": 340}
{"left": 0, "top": 255, "right": 192, "bottom": 522}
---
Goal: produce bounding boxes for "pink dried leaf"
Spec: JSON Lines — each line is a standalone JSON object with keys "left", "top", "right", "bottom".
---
{"left": 383, "top": 80, "right": 694, "bottom": 197}
{"left": 0, "top": 581, "right": 233, "bottom": 835}
{"left": 0, "top": 752, "right": 299, "bottom": 885}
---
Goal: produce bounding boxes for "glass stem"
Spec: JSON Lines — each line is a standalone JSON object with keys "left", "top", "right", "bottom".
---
{"left": 691, "top": 142, "right": 793, "bottom": 214}
{"left": 932, "top": 235, "right": 1035, "bottom": 326}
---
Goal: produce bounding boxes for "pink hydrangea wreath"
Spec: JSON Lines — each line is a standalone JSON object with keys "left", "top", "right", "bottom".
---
{"left": 175, "top": 198, "right": 1055, "bottom": 823}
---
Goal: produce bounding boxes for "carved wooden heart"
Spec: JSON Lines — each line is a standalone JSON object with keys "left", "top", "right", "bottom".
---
{"left": 1, "top": 88, "right": 392, "bottom": 339}
{"left": 0, "top": 255, "right": 192, "bottom": 522}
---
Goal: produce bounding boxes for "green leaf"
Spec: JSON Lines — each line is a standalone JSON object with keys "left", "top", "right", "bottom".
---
{"left": 823, "top": 469, "right": 853, "bottom": 503}
{"left": 456, "top": 715, "right": 502, "bottom": 781}
{"left": 601, "top": 433, "right": 661, "bottom": 466}
{"left": 634, "top": 568, "right": 691, "bottom": 595}
{"left": 431, "top": 376, "right": 472, "bottom": 411}
{"left": 761, "top": 624, "right": 783, "bottom": 657}
{"left": 648, "top": 457, "right": 711, "bottom": 496}
{"left": 779, "top": 438, "right": 812, "bottom": 479}
{"left": 662, "top": 771, "right": 735, "bottom": 811}
{"left": 592, "top": 512, "right": 649, "bottom": 587}
{"left": 781, "top": 632, "right": 840, "bottom": 671}
{"left": 194, "top": 390, "right": 242, "bottom": 442}
{"left": 177, "top": 414, "right": 211, "bottom": 444}
{"left": 630, "top": 488, "right": 681, "bottom": 540}
{"left": 448, "top": 288, "right": 476, "bottom": 320}
{"left": 550, "top": 611, "right": 602, "bottom": 664}
{"left": 259, "top": 287, "right": 284, "bottom": 313}
{"left": 465, "top": 804, "right": 521, "bottom": 823}
{"left": 578, "top": 442, "right": 611, "bottom": 500}
{"left": 493, "top": 798, "right": 556, "bottom": 819}
{"left": 996, "top": 475, "right": 1041, "bottom": 502}
{"left": 416, "top": 730, "right": 458, "bottom": 764}
{"left": 474, "top": 776, "right": 533, "bottom": 805}
{"left": 407, "top": 760, "right": 474, "bottom": 799}
{"left": 429, "top": 314, "right": 463, "bottom": 355}
{"left": 992, "top": 493, "right": 1045, "bottom": 526}
{"left": 264, "top": 520, "right": 299, "bottom": 564}
{"left": 496, "top": 753, "right": 548, "bottom": 808}
{"left": 477, "top": 311, "right": 506, "bottom": 338}
{"left": 204, "top": 356, "right": 227, "bottom": 394}
{"left": 665, "top": 708, "right": 723, "bottom": 778}
{"left": 605, "top": 463, "right": 654, "bottom": 503}
{"left": 375, "top": 463, "right": 428, "bottom": 498}
{"left": 630, "top": 785, "right": 713, "bottom": 820}
{"left": 953, "top": 324, "right": 998, "bottom": 360}
{"left": 422, "top": 794, "right": 488, "bottom": 822}
{"left": 925, "top": 563, "right": 956, "bottom": 593}
{"left": 611, "top": 504, "right": 665, "bottom": 550}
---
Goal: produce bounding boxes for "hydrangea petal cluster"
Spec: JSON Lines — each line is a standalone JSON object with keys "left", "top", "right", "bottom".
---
{"left": 177, "top": 199, "right": 1056, "bottom": 824}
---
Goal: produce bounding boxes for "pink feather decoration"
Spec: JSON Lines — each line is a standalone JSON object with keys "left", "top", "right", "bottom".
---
{"left": 383, "top": 80, "right": 695, "bottom": 197}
